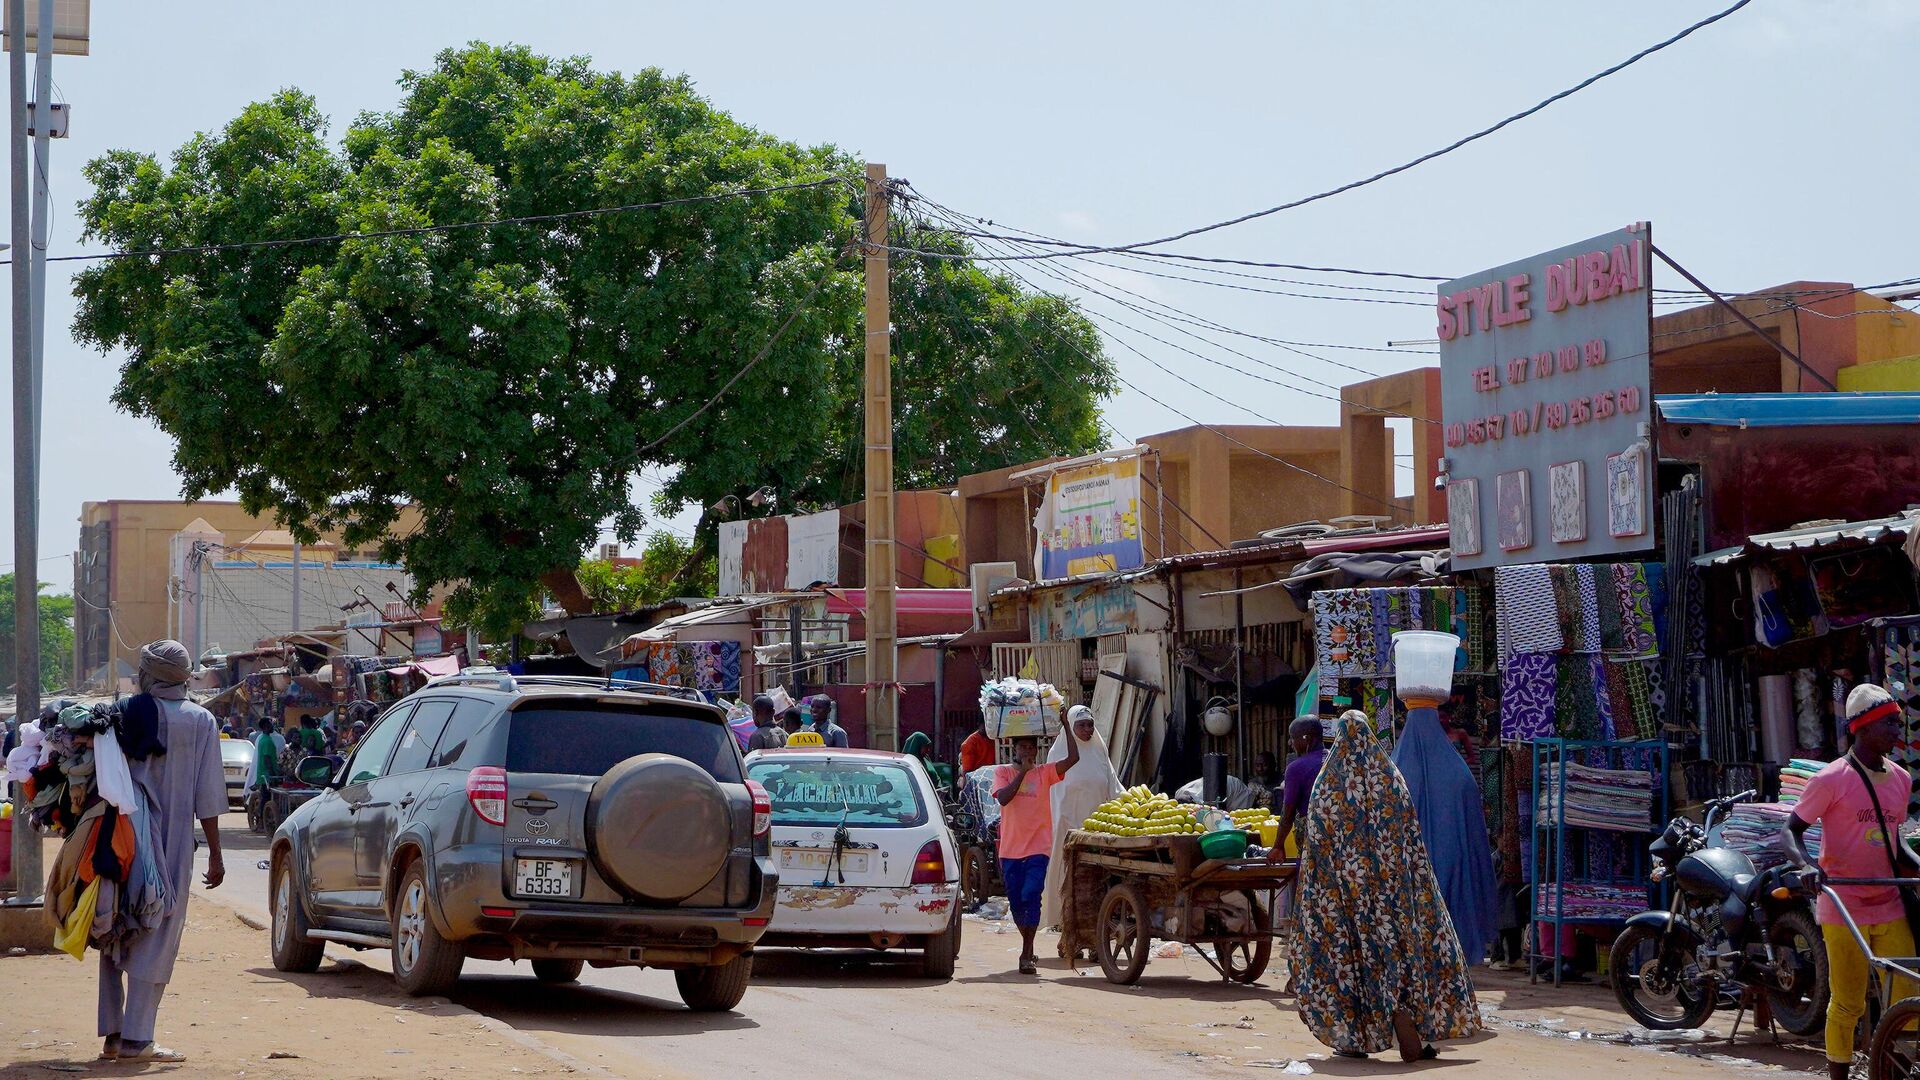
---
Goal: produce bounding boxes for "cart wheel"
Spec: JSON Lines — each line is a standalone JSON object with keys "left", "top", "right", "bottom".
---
{"left": 963, "top": 846, "right": 994, "bottom": 909}
{"left": 1870, "top": 996, "right": 1920, "bottom": 1080}
{"left": 1096, "top": 884, "right": 1151, "bottom": 985}
{"left": 1214, "top": 889, "right": 1273, "bottom": 984}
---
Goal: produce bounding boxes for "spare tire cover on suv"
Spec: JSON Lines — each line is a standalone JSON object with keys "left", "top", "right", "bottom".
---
{"left": 587, "top": 753, "right": 733, "bottom": 903}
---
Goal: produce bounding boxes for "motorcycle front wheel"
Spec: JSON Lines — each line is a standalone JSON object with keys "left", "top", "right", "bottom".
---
{"left": 1610, "top": 923, "right": 1715, "bottom": 1030}
{"left": 1765, "top": 907, "right": 1830, "bottom": 1039}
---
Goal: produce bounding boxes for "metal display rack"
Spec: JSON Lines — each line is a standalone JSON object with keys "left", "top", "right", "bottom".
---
{"left": 1529, "top": 737, "right": 1669, "bottom": 986}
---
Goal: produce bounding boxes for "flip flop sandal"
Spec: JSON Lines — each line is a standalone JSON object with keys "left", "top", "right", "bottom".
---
{"left": 1018, "top": 959, "right": 1039, "bottom": 975}
{"left": 98, "top": 1036, "right": 122, "bottom": 1061}
{"left": 121, "top": 1044, "right": 186, "bottom": 1063}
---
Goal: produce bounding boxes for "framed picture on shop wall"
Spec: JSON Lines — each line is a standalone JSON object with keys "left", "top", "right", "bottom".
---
{"left": 1447, "top": 478, "right": 1481, "bottom": 556}
{"left": 1607, "top": 451, "right": 1646, "bottom": 538}
{"left": 1549, "top": 460, "right": 1585, "bottom": 544}
{"left": 1495, "top": 469, "right": 1532, "bottom": 552}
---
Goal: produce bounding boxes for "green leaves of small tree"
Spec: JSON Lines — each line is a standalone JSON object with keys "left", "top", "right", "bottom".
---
{"left": 0, "top": 574, "right": 75, "bottom": 693}
{"left": 74, "top": 44, "right": 1112, "bottom": 637}
{"left": 575, "top": 533, "right": 715, "bottom": 612}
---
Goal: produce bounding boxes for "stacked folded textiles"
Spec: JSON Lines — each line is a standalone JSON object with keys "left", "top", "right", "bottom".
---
{"left": 1720, "top": 801, "right": 1817, "bottom": 869}
{"left": 1544, "top": 882, "right": 1647, "bottom": 920}
{"left": 1537, "top": 761, "right": 1655, "bottom": 832}
{"left": 1778, "top": 757, "right": 1824, "bottom": 806}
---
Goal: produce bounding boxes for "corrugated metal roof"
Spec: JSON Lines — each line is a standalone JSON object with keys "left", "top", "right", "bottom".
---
{"left": 1694, "top": 510, "right": 1919, "bottom": 566}
{"left": 1657, "top": 393, "right": 1920, "bottom": 429}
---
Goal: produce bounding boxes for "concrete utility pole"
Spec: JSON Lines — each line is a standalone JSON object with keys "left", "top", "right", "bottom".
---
{"left": 6, "top": 0, "right": 38, "bottom": 903}
{"left": 862, "top": 163, "right": 899, "bottom": 752}
{"left": 25, "top": 0, "right": 47, "bottom": 483}
{"left": 290, "top": 540, "right": 301, "bottom": 635}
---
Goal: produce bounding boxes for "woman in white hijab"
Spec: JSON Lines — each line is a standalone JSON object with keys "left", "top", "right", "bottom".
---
{"left": 1041, "top": 705, "right": 1122, "bottom": 933}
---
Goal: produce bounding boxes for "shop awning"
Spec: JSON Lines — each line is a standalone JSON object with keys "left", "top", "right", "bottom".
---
{"left": 1694, "top": 510, "right": 1919, "bottom": 566}
{"left": 620, "top": 597, "right": 791, "bottom": 646}
{"left": 1657, "top": 393, "right": 1920, "bottom": 429}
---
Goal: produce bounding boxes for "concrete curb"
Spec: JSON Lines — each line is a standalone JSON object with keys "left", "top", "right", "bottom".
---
{"left": 199, "top": 887, "right": 620, "bottom": 1079}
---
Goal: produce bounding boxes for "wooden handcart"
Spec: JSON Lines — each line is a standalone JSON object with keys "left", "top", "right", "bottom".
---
{"left": 1059, "top": 830, "right": 1296, "bottom": 985}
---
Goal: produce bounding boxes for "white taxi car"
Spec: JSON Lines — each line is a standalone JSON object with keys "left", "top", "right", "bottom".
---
{"left": 744, "top": 746, "right": 962, "bottom": 978}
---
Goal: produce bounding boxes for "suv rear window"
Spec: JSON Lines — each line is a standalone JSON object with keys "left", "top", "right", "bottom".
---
{"left": 747, "top": 758, "right": 927, "bottom": 827}
{"left": 506, "top": 703, "right": 742, "bottom": 782}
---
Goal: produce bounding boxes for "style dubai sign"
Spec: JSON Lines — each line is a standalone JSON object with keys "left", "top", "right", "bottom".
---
{"left": 1438, "top": 225, "right": 1655, "bottom": 570}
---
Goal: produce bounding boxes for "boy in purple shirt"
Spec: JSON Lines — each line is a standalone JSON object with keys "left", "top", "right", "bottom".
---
{"left": 1271, "top": 715, "right": 1327, "bottom": 858}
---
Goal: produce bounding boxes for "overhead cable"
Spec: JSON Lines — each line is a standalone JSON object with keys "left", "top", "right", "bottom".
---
{"left": 883, "top": 1, "right": 1754, "bottom": 263}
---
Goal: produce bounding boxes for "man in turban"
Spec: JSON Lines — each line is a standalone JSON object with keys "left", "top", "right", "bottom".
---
{"left": 96, "top": 641, "right": 227, "bottom": 1063}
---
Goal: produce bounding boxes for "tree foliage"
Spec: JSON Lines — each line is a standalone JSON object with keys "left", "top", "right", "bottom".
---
{"left": 574, "top": 533, "right": 715, "bottom": 613}
{"left": 72, "top": 43, "right": 1114, "bottom": 636}
{"left": 0, "top": 574, "right": 76, "bottom": 693}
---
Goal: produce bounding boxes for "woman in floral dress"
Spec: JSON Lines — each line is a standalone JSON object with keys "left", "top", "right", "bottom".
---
{"left": 1293, "top": 709, "right": 1481, "bottom": 1061}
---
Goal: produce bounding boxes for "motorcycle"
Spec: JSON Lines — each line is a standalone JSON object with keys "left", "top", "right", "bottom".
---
{"left": 1609, "top": 790, "right": 1829, "bottom": 1037}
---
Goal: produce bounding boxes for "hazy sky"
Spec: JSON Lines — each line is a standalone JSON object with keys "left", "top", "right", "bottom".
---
{"left": 5, "top": 0, "right": 1917, "bottom": 591}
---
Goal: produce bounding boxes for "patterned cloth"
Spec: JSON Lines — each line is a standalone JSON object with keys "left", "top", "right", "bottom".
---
{"left": 1555, "top": 655, "right": 1609, "bottom": 741}
{"left": 1313, "top": 587, "right": 1468, "bottom": 681}
{"left": 1576, "top": 566, "right": 1603, "bottom": 653}
{"left": 1312, "top": 591, "right": 1374, "bottom": 680}
{"left": 1500, "top": 653, "right": 1558, "bottom": 741}
{"left": 1495, "top": 565, "right": 1563, "bottom": 663}
{"left": 1611, "top": 564, "right": 1658, "bottom": 659}
{"left": 1295, "top": 711, "right": 1482, "bottom": 1056}
{"left": 617, "top": 640, "right": 742, "bottom": 692}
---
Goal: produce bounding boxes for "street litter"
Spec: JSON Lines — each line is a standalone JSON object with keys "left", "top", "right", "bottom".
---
{"left": 1244, "top": 1061, "right": 1314, "bottom": 1073}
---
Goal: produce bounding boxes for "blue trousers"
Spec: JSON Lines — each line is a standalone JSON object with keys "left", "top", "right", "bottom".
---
{"left": 1000, "top": 854, "right": 1049, "bottom": 928}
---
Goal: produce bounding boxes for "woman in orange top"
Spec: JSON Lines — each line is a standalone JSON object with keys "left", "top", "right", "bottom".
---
{"left": 992, "top": 729, "right": 1080, "bottom": 974}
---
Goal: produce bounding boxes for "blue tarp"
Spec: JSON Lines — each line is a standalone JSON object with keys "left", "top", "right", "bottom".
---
{"left": 1656, "top": 392, "right": 1920, "bottom": 428}
{"left": 1392, "top": 707, "right": 1498, "bottom": 966}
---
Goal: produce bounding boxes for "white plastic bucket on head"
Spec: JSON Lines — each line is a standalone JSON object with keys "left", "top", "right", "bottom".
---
{"left": 1392, "top": 630, "right": 1461, "bottom": 705}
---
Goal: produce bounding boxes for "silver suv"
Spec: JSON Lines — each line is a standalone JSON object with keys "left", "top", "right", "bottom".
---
{"left": 267, "top": 673, "right": 777, "bottom": 1012}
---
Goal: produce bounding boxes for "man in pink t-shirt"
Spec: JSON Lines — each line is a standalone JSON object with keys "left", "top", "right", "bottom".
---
{"left": 1785, "top": 684, "right": 1916, "bottom": 1079}
{"left": 994, "top": 729, "right": 1080, "bottom": 974}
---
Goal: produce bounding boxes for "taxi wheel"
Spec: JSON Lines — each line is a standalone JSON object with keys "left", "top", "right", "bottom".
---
{"left": 923, "top": 908, "right": 962, "bottom": 979}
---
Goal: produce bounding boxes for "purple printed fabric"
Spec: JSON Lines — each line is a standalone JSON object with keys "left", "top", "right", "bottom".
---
{"left": 1500, "top": 652, "right": 1558, "bottom": 741}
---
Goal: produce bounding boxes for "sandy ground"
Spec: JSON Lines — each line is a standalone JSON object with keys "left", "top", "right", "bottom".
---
{"left": 0, "top": 901, "right": 585, "bottom": 1079}
{"left": 3, "top": 814, "right": 1832, "bottom": 1079}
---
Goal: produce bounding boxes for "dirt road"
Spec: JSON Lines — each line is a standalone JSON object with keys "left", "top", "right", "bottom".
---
{"left": 1, "top": 901, "right": 577, "bottom": 1079}
{"left": 182, "top": 812, "right": 1814, "bottom": 1080}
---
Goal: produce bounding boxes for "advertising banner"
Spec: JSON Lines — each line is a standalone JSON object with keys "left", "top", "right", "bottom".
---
{"left": 1033, "top": 457, "right": 1145, "bottom": 580}
{"left": 1438, "top": 224, "right": 1656, "bottom": 570}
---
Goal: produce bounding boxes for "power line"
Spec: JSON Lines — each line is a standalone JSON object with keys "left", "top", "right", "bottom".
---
{"left": 9, "top": 176, "right": 851, "bottom": 266}
{"left": 949, "top": 227, "right": 1408, "bottom": 514}
{"left": 885, "top": 2, "right": 1754, "bottom": 263}
{"left": 931, "top": 210, "right": 1436, "bottom": 434}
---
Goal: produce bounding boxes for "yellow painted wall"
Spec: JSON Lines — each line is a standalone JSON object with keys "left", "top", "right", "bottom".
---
{"left": 1837, "top": 353, "right": 1920, "bottom": 392}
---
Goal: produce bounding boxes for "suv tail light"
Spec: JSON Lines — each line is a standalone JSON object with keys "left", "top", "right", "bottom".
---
{"left": 467, "top": 766, "right": 508, "bottom": 825}
{"left": 911, "top": 839, "right": 946, "bottom": 885}
{"left": 746, "top": 779, "right": 772, "bottom": 837}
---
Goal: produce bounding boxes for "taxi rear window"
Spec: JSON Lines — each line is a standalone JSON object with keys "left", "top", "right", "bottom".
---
{"left": 746, "top": 759, "right": 927, "bottom": 827}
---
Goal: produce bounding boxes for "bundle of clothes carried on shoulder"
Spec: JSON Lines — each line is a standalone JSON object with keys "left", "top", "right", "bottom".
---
{"left": 4, "top": 699, "right": 172, "bottom": 960}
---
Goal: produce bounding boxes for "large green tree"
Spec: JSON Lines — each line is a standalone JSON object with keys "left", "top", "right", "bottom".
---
{"left": 73, "top": 44, "right": 1112, "bottom": 636}
{"left": 0, "top": 574, "right": 75, "bottom": 693}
